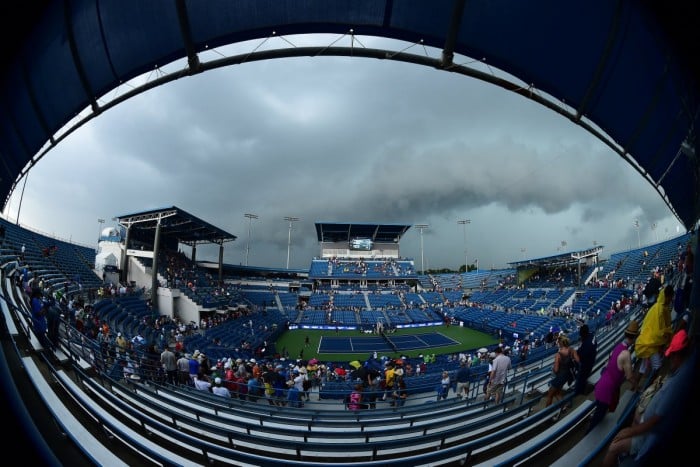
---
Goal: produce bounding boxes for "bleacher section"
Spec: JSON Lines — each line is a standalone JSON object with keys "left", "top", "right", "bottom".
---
{"left": 0, "top": 217, "right": 102, "bottom": 298}
{"left": 1, "top": 217, "right": 695, "bottom": 466}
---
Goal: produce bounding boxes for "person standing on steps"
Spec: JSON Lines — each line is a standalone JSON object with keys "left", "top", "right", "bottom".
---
{"left": 574, "top": 324, "right": 597, "bottom": 396}
{"left": 544, "top": 335, "right": 578, "bottom": 409}
{"left": 587, "top": 320, "right": 640, "bottom": 433}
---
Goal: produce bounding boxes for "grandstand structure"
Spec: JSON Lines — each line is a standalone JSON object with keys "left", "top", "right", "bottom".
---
{"left": 1, "top": 2, "right": 698, "bottom": 466}
{"left": 1, "top": 213, "right": 695, "bottom": 465}
{"left": 508, "top": 245, "right": 604, "bottom": 289}
{"left": 310, "top": 222, "right": 416, "bottom": 289}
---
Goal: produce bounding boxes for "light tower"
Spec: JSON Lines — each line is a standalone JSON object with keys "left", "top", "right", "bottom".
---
{"left": 457, "top": 219, "right": 471, "bottom": 272}
{"left": 244, "top": 213, "right": 258, "bottom": 266}
{"left": 284, "top": 216, "right": 300, "bottom": 269}
{"left": 415, "top": 224, "right": 429, "bottom": 275}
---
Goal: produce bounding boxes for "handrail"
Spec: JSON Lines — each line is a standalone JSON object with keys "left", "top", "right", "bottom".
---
{"left": 577, "top": 391, "right": 641, "bottom": 466}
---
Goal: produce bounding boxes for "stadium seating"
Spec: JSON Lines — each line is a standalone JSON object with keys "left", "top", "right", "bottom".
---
{"left": 0, "top": 217, "right": 692, "bottom": 465}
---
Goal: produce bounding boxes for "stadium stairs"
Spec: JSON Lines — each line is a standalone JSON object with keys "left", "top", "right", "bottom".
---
{"left": 0, "top": 252, "right": 658, "bottom": 466}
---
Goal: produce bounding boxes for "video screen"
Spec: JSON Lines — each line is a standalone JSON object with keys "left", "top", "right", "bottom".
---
{"left": 349, "top": 238, "right": 373, "bottom": 251}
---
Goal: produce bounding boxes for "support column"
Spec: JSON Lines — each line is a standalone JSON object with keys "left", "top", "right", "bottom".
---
{"left": 120, "top": 226, "right": 131, "bottom": 284}
{"left": 689, "top": 238, "right": 699, "bottom": 339}
{"left": 151, "top": 220, "right": 162, "bottom": 310}
{"left": 218, "top": 243, "right": 224, "bottom": 286}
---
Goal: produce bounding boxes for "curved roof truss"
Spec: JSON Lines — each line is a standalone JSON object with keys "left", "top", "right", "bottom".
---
{"left": 1, "top": 1, "right": 698, "bottom": 227}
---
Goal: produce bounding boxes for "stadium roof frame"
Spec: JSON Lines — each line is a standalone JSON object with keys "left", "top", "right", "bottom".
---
{"left": 509, "top": 246, "right": 604, "bottom": 268}
{"left": 0, "top": 1, "right": 698, "bottom": 230}
{"left": 315, "top": 222, "right": 411, "bottom": 244}
{"left": 115, "top": 206, "right": 236, "bottom": 247}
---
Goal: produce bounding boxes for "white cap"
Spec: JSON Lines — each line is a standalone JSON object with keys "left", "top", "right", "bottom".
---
{"left": 215, "top": 377, "right": 222, "bottom": 384}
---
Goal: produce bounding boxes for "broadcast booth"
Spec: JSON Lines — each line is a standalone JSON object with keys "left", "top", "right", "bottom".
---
{"left": 310, "top": 222, "right": 417, "bottom": 290}
{"left": 509, "top": 245, "right": 604, "bottom": 289}
{"left": 315, "top": 222, "right": 410, "bottom": 259}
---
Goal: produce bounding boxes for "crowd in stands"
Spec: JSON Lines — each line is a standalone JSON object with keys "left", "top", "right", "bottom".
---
{"left": 3, "top": 217, "right": 696, "bottom": 460}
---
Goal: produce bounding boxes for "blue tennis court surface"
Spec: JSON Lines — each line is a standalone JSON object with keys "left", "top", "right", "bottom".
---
{"left": 318, "top": 332, "right": 459, "bottom": 353}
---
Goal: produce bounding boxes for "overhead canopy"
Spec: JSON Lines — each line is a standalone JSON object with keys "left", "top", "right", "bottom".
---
{"left": 0, "top": 1, "right": 698, "bottom": 227}
{"left": 315, "top": 222, "right": 411, "bottom": 244}
{"left": 115, "top": 206, "right": 236, "bottom": 246}
{"left": 509, "top": 246, "right": 604, "bottom": 268}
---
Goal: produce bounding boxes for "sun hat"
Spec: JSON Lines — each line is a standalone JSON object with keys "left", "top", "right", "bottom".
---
{"left": 665, "top": 329, "right": 689, "bottom": 357}
{"left": 624, "top": 320, "right": 640, "bottom": 337}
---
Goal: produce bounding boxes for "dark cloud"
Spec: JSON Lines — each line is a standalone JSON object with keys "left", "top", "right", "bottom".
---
{"left": 7, "top": 49, "right": 682, "bottom": 270}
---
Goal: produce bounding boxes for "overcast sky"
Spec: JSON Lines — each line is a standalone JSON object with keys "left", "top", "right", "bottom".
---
{"left": 1, "top": 35, "right": 685, "bottom": 271}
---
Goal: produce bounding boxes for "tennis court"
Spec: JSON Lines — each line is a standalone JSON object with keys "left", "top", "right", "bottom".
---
{"left": 318, "top": 332, "right": 459, "bottom": 354}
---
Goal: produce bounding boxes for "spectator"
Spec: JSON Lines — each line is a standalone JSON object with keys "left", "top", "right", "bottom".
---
{"left": 29, "top": 288, "right": 50, "bottom": 350}
{"left": 636, "top": 285, "right": 674, "bottom": 375}
{"left": 120, "top": 358, "right": 137, "bottom": 383}
{"left": 141, "top": 344, "right": 162, "bottom": 383}
{"left": 234, "top": 373, "right": 248, "bottom": 400}
{"left": 287, "top": 380, "right": 303, "bottom": 408}
{"left": 131, "top": 332, "right": 146, "bottom": 348}
{"left": 642, "top": 272, "right": 662, "bottom": 306}
{"left": 574, "top": 324, "right": 597, "bottom": 396}
{"left": 544, "top": 327, "right": 555, "bottom": 349}
{"left": 455, "top": 359, "right": 471, "bottom": 399}
{"left": 437, "top": 371, "right": 451, "bottom": 400}
{"left": 292, "top": 368, "right": 304, "bottom": 394}
{"left": 382, "top": 361, "right": 396, "bottom": 401}
{"left": 247, "top": 376, "right": 262, "bottom": 402}
{"left": 198, "top": 353, "right": 212, "bottom": 376}
{"left": 262, "top": 365, "right": 277, "bottom": 405}
{"left": 348, "top": 383, "right": 364, "bottom": 411}
{"left": 46, "top": 304, "right": 61, "bottom": 350}
{"left": 115, "top": 332, "right": 128, "bottom": 354}
{"left": 679, "top": 242, "right": 694, "bottom": 311}
{"left": 364, "top": 366, "right": 381, "bottom": 409}
{"left": 545, "top": 334, "right": 578, "bottom": 412}
{"left": 392, "top": 369, "right": 407, "bottom": 407}
{"left": 212, "top": 377, "right": 231, "bottom": 398}
{"left": 602, "top": 329, "right": 693, "bottom": 466}
{"left": 234, "top": 358, "right": 246, "bottom": 378}
{"left": 188, "top": 352, "right": 201, "bottom": 383}
{"left": 176, "top": 352, "right": 190, "bottom": 386}
{"left": 487, "top": 346, "right": 511, "bottom": 404}
{"left": 193, "top": 372, "right": 212, "bottom": 392}
{"left": 587, "top": 320, "right": 640, "bottom": 433}
{"left": 160, "top": 346, "right": 178, "bottom": 385}
{"left": 519, "top": 340, "right": 530, "bottom": 363}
